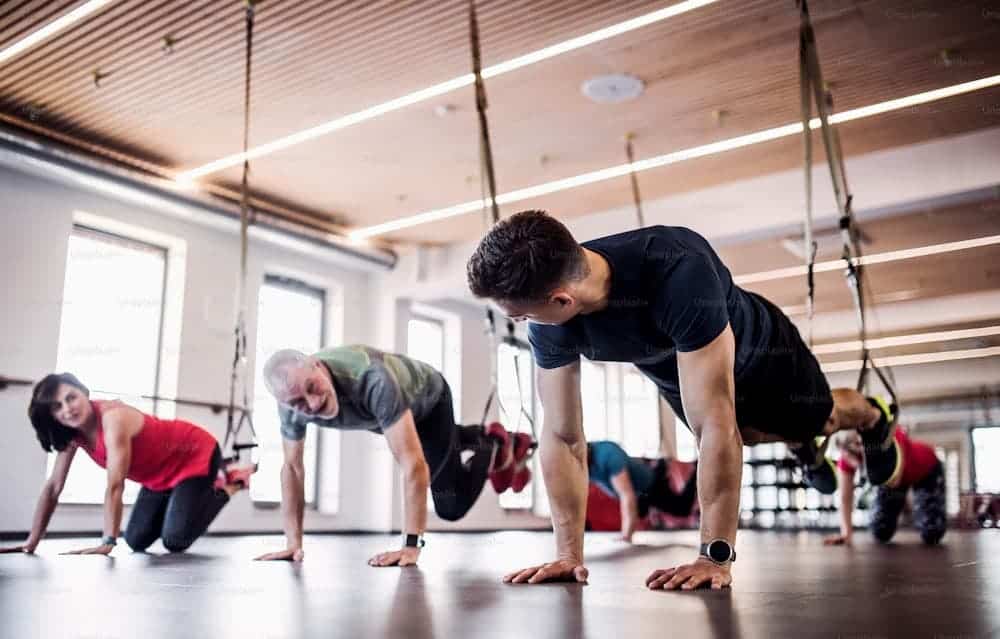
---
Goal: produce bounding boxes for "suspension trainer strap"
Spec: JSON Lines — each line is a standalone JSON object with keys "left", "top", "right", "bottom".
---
{"left": 625, "top": 134, "right": 645, "bottom": 229}
{"left": 798, "top": 16, "right": 817, "bottom": 347}
{"left": 797, "top": 0, "right": 897, "bottom": 405}
{"left": 469, "top": 1, "right": 510, "bottom": 428}
{"left": 225, "top": 0, "right": 259, "bottom": 460}
{"left": 470, "top": 0, "right": 500, "bottom": 224}
{"left": 509, "top": 322, "right": 537, "bottom": 438}
{"left": 480, "top": 308, "right": 499, "bottom": 427}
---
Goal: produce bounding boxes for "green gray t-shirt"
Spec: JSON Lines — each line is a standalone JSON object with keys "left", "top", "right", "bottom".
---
{"left": 278, "top": 345, "right": 446, "bottom": 441}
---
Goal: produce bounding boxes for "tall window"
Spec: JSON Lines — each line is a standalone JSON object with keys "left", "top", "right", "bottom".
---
{"left": 252, "top": 275, "right": 326, "bottom": 505}
{"left": 620, "top": 369, "right": 661, "bottom": 458}
{"left": 50, "top": 226, "right": 167, "bottom": 504}
{"left": 497, "top": 342, "right": 536, "bottom": 510}
{"left": 936, "top": 446, "right": 961, "bottom": 517}
{"left": 407, "top": 317, "right": 444, "bottom": 371}
{"left": 972, "top": 427, "right": 1000, "bottom": 492}
{"left": 580, "top": 362, "right": 661, "bottom": 458}
{"left": 581, "top": 361, "right": 609, "bottom": 441}
{"left": 406, "top": 315, "right": 445, "bottom": 511}
{"left": 675, "top": 421, "right": 698, "bottom": 462}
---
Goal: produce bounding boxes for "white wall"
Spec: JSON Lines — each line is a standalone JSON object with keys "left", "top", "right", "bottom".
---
{"left": 0, "top": 165, "right": 398, "bottom": 535}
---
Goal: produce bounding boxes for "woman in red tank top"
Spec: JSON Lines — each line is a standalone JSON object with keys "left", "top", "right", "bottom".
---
{"left": 824, "top": 424, "right": 947, "bottom": 547}
{"left": 0, "top": 373, "right": 253, "bottom": 556}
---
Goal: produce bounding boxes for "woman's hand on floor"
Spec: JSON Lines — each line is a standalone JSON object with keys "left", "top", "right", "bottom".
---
{"left": 61, "top": 543, "right": 114, "bottom": 556}
{"left": 0, "top": 544, "right": 36, "bottom": 555}
{"left": 255, "top": 547, "right": 305, "bottom": 562}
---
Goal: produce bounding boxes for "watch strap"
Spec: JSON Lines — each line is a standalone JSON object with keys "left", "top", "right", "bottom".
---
{"left": 404, "top": 534, "right": 425, "bottom": 548}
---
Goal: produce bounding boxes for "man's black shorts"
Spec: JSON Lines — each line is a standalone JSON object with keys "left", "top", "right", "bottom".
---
{"left": 663, "top": 293, "right": 833, "bottom": 444}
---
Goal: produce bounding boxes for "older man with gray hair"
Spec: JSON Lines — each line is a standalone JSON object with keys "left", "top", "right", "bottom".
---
{"left": 254, "top": 345, "right": 533, "bottom": 566}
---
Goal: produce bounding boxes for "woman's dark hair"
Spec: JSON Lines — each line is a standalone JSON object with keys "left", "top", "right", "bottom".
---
{"left": 28, "top": 373, "right": 90, "bottom": 452}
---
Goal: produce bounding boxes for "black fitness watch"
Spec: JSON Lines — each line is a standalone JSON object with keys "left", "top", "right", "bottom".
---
{"left": 404, "top": 534, "right": 425, "bottom": 549}
{"left": 699, "top": 539, "right": 735, "bottom": 564}
{"left": 101, "top": 535, "right": 118, "bottom": 547}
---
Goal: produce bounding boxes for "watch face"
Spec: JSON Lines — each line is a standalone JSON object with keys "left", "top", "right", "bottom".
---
{"left": 708, "top": 540, "right": 731, "bottom": 563}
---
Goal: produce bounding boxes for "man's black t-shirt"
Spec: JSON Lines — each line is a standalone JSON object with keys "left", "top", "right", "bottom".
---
{"left": 528, "top": 226, "right": 774, "bottom": 407}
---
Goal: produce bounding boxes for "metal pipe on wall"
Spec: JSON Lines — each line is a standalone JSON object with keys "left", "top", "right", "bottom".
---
{"left": 0, "top": 122, "right": 397, "bottom": 271}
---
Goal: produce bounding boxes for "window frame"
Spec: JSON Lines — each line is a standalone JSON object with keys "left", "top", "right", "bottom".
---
{"left": 250, "top": 273, "right": 327, "bottom": 508}
{"left": 497, "top": 336, "right": 538, "bottom": 511}
{"left": 406, "top": 314, "right": 446, "bottom": 372}
{"left": 50, "top": 224, "right": 170, "bottom": 505}
{"left": 970, "top": 425, "right": 1000, "bottom": 493}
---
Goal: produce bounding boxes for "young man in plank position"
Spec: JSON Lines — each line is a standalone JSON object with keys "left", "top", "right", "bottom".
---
{"left": 467, "top": 210, "right": 900, "bottom": 590}
{"left": 255, "top": 345, "right": 533, "bottom": 566}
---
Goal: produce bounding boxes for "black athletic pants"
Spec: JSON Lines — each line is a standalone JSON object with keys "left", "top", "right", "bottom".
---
{"left": 124, "top": 445, "right": 229, "bottom": 553}
{"left": 417, "top": 383, "right": 497, "bottom": 521}
{"left": 869, "top": 461, "right": 947, "bottom": 545}
{"left": 637, "top": 460, "right": 699, "bottom": 518}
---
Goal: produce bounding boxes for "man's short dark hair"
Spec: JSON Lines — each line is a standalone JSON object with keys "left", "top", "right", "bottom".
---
{"left": 466, "top": 210, "right": 587, "bottom": 303}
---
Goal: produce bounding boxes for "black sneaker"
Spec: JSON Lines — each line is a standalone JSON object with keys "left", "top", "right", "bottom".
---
{"left": 861, "top": 397, "right": 902, "bottom": 486}
{"left": 861, "top": 396, "right": 896, "bottom": 451}
{"left": 791, "top": 438, "right": 838, "bottom": 495}
{"left": 804, "top": 457, "right": 838, "bottom": 495}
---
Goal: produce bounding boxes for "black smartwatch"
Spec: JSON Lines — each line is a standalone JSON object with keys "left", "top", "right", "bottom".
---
{"left": 101, "top": 535, "right": 118, "bottom": 547}
{"left": 404, "top": 534, "right": 425, "bottom": 549}
{"left": 699, "top": 539, "right": 735, "bottom": 564}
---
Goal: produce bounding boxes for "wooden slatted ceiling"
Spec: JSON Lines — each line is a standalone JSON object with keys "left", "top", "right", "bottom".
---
{"left": 725, "top": 198, "right": 1000, "bottom": 320}
{"left": 0, "top": 1, "right": 84, "bottom": 48}
{"left": 208, "top": 0, "right": 1000, "bottom": 241}
{"left": 0, "top": 0, "right": 676, "bottom": 164}
{"left": 1, "top": 0, "right": 999, "bottom": 244}
{"left": 377, "top": 86, "right": 1000, "bottom": 244}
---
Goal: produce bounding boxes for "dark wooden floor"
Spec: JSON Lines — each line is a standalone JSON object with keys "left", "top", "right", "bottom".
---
{"left": 1, "top": 530, "right": 998, "bottom": 639}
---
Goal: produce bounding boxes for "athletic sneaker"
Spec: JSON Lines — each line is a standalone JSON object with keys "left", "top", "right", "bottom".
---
{"left": 861, "top": 396, "right": 901, "bottom": 486}
{"left": 861, "top": 396, "right": 897, "bottom": 452}
{"left": 791, "top": 438, "right": 838, "bottom": 495}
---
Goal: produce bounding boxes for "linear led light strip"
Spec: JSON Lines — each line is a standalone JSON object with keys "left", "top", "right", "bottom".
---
{"left": 350, "top": 73, "right": 1000, "bottom": 239}
{"left": 175, "top": 0, "right": 720, "bottom": 181}
{"left": 812, "top": 325, "right": 1000, "bottom": 355}
{"left": 820, "top": 345, "right": 1000, "bottom": 373}
{"left": 0, "top": 0, "right": 117, "bottom": 65}
{"left": 735, "top": 233, "right": 1000, "bottom": 285}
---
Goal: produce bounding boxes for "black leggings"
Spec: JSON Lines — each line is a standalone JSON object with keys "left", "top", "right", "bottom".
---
{"left": 638, "top": 460, "right": 699, "bottom": 517}
{"left": 870, "top": 461, "right": 947, "bottom": 545}
{"left": 124, "top": 446, "right": 229, "bottom": 553}
{"left": 417, "top": 384, "right": 497, "bottom": 522}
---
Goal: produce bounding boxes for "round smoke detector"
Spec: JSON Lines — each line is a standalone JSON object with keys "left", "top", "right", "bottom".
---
{"left": 581, "top": 73, "right": 645, "bottom": 104}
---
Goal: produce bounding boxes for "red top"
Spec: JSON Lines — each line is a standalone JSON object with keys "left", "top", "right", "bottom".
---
{"left": 76, "top": 400, "right": 218, "bottom": 492}
{"left": 838, "top": 427, "right": 940, "bottom": 487}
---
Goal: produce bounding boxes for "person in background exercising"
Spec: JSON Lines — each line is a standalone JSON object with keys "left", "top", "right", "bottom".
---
{"left": 824, "top": 425, "right": 946, "bottom": 547}
{"left": 0, "top": 373, "right": 253, "bottom": 556}
{"left": 255, "top": 345, "right": 533, "bottom": 566}
{"left": 587, "top": 440, "right": 698, "bottom": 542}
{"left": 466, "top": 210, "right": 900, "bottom": 590}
